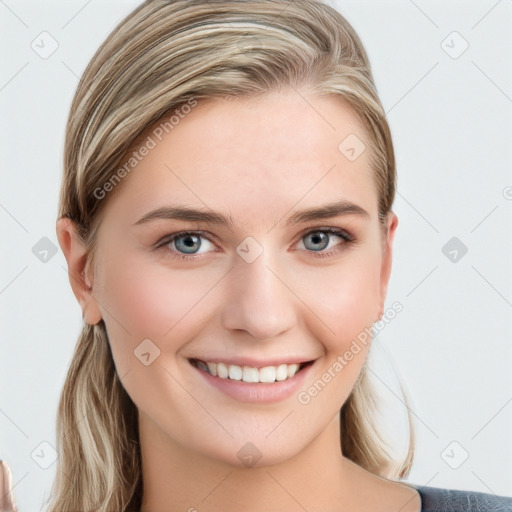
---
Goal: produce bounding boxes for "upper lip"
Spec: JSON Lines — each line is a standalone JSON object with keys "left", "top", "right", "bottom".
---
{"left": 188, "top": 356, "right": 318, "bottom": 368}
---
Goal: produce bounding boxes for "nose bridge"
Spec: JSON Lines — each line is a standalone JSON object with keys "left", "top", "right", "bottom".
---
{"left": 220, "top": 245, "right": 296, "bottom": 339}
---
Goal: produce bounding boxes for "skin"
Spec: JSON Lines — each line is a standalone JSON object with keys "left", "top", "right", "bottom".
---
{"left": 56, "top": 89, "right": 421, "bottom": 512}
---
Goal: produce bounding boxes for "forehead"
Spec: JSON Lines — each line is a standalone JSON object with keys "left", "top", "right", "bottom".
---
{"left": 99, "top": 90, "right": 379, "bottom": 231}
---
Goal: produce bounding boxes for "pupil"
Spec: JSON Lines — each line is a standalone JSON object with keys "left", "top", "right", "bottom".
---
{"left": 307, "top": 232, "right": 328, "bottom": 251}
{"left": 177, "top": 235, "right": 200, "bottom": 253}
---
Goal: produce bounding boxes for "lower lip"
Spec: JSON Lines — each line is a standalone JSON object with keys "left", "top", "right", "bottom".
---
{"left": 190, "top": 361, "right": 314, "bottom": 404}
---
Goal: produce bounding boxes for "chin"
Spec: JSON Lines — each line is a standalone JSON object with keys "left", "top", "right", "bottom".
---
{"left": 193, "top": 435, "right": 306, "bottom": 470}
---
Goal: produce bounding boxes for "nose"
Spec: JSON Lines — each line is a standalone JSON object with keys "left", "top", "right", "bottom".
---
{"left": 220, "top": 249, "right": 296, "bottom": 340}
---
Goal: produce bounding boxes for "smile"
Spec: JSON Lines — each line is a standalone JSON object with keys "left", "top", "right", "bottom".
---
{"left": 189, "top": 358, "right": 314, "bottom": 383}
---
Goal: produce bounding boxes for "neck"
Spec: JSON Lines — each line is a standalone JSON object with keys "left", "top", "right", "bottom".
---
{"left": 139, "top": 412, "right": 361, "bottom": 512}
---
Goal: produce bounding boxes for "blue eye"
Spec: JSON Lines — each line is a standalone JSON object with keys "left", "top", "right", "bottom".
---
{"left": 161, "top": 231, "right": 214, "bottom": 258}
{"left": 155, "top": 227, "right": 354, "bottom": 261}
{"left": 301, "top": 230, "right": 341, "bottom": 252}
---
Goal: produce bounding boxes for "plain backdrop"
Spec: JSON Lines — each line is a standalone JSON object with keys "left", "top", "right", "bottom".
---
{"left": 1, "top": 0, "right": 511, "bottom": 510}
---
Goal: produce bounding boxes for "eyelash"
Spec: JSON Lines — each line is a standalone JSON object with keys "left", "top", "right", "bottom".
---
{"left": 154, "top": 227, "right": 356, "bottom": 261}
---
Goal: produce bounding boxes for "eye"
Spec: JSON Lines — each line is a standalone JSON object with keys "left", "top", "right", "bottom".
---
{"left": 156, "top": 231, "right": 216, "bottom": 259}
{"left": 155, "top": 227, "right": 355, "bottom": 261}
{"left": 297, "top": 228, "right": 354, "bottom": 257}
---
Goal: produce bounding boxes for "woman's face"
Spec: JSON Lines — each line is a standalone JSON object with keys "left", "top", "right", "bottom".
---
{"left": 69, "top": 90, "right": 397, "bottom": 467}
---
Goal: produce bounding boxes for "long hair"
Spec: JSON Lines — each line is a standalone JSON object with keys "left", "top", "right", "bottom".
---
{"left": 49, "top": 1, "right": 414, "bottom": 510}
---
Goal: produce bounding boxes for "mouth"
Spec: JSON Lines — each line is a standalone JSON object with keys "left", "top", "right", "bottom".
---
{"left": 188, "top": 358, "right": 315, "bottom": 384}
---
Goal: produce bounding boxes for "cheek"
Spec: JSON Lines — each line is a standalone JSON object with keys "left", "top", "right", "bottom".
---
{"left": 94, "top": 252, "right": 225, "bottom": 379}
{"left": 292, "top": 254, "right": 381, "bottom": 413}
{"left": 98, "top": 253, "right": 219, "bottom": 335}
{"left": 295, "top": 250, "right": 382, "bottom": 349}
{"left": 95, "top": 255, "right": 223, "bottom": 410}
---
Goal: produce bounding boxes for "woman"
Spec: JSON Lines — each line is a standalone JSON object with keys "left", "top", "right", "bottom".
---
{"left": 2, "top": 1, "right": 510, "bottom": 511}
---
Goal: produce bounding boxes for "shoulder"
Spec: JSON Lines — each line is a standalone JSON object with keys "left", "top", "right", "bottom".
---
{"left": 409, "top": 484, "right": 512, "bottom": 512}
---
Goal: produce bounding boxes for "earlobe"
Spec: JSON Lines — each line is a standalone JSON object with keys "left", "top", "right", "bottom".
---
{"left": 55, "top": 217, "right": 103, "bottom": 325}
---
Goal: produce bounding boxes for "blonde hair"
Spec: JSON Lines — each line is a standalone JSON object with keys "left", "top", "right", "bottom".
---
{"left": 49, "top": 1, "right": 414, "bottom": 510}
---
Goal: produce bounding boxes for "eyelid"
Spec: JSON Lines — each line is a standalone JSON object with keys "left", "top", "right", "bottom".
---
{"left": 154, "top": 226, "right": 356, "bottom": 260}
{"left": 153, "top": 230, "right": 218, "bottom": 256}
{"left": 296, "top": 225, "right": 354, "bottom": 242}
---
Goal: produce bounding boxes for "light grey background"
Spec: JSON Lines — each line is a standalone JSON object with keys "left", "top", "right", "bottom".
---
{"left": 1, "top": 1, "right": 511, "bottom": 510}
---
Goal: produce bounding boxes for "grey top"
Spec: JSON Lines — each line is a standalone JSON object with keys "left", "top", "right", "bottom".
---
{"left": 410, "top": 484, "right": 512, "bottom": 512}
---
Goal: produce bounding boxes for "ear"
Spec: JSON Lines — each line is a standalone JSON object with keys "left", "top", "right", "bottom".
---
{"left": 377, "top": 211, "right": 398, "bottom": 321}
{"left": 56, "top": 217, "right": 103, "bottom": 325}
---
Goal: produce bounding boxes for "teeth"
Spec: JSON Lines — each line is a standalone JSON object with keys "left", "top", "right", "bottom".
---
{"left": 242, "top": 366, "right": 259, "bottom": 383}
{"left": 259, "top": 366, "right": 276, "bottom": 383}
{"left": 287, "top": 364, "right": 299, "bottom": 378}
{"left": 193, "top": 359, "right": 302, "bottom": 382}
{"left": 228, "top": 364, "right": 243, "bottom": 380}
{"left": 206, "top": 362, "right": 217, "bottom": 377}
{"left": 217, "top": 362, "right": 229, "bottom": 379}
{"left": 276, "top": 364, "right": 288, "bottom": 381}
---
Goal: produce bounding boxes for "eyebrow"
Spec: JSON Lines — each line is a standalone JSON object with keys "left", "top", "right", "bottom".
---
{"left": 133, "top": 199, "right": 370, "bottom": 228}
